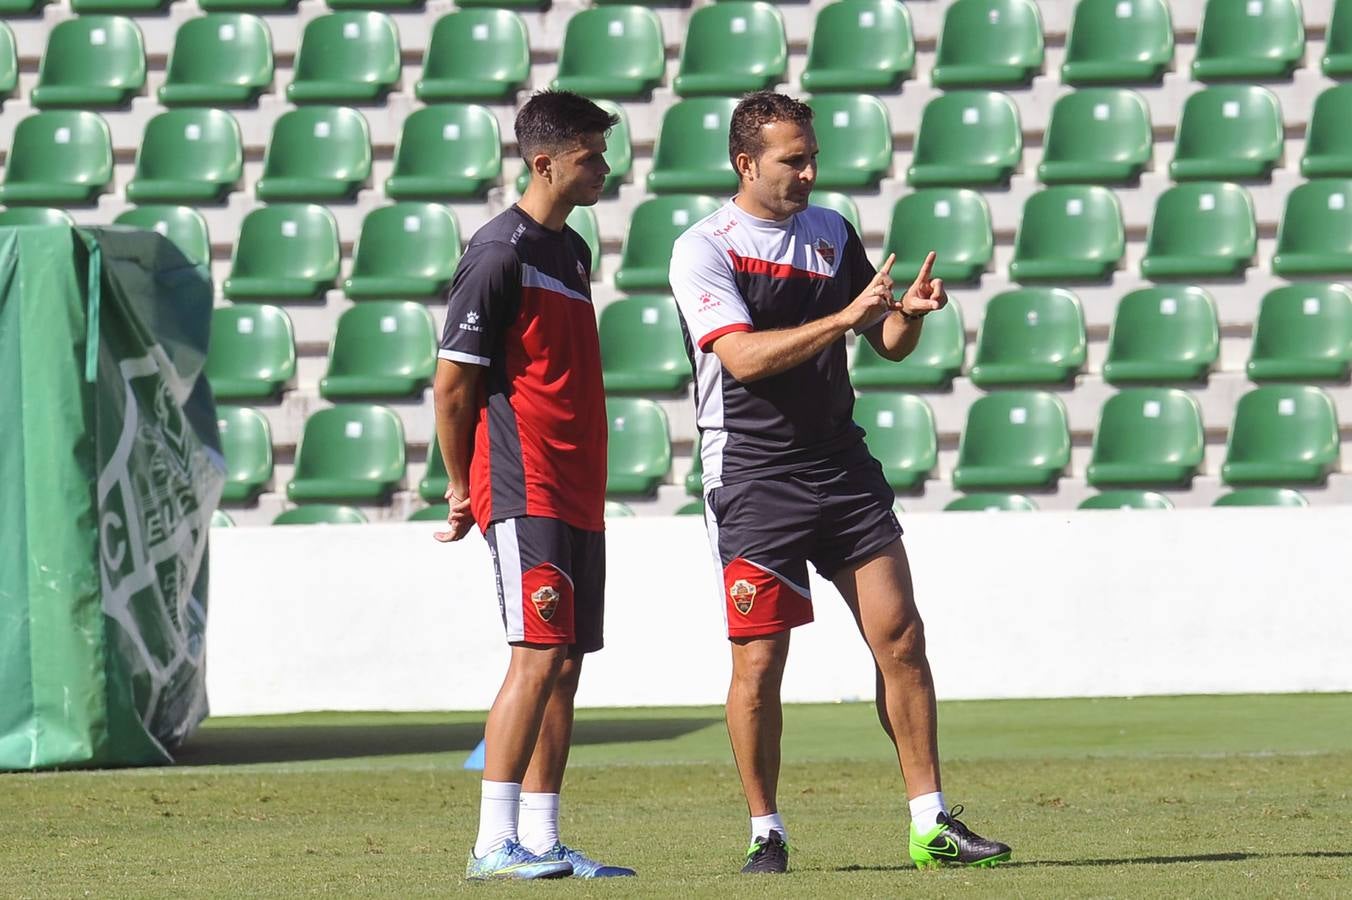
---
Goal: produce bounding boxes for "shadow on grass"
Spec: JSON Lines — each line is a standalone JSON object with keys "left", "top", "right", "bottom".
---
{"left": 173, "top": 717, "right": 721, "bottom": 767}
{"left": 836, "top": 850, "right": 1352, "bottom": 873}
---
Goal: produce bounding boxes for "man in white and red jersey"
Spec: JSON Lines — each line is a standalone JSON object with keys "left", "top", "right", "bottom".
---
{"left": 434, "top": 90, "right": 634, "bottom": 882}
{"left": 670, "top": 91, "right": 1012, "bottom": 874}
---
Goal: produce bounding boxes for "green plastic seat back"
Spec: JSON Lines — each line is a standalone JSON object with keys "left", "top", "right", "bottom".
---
{"left": 674, "top": 1, "right": 787, "bottom": 96}
{"left": 1302, "top": 85, "right": 1352, "bottom": 177}
{"left": 420, "top": 435, "right": 448, "bottom": 502}
{"left": 1193, "top": 0, "right": 1304, "bottom": 79}
{"left": 854, "top": 392, "right": 937, "bottom": 489}
{"left": 292, "top": 404, "right": 406, "bottom": 493}
{"left": 1038, "top": 88, "right": 1151, "bottom": 183}
{"left": 162, "top": 14, "right": 273, "bottom": 103}
{"left": 802, "top": 0, "right": 914, "bottom": 92}
{"left": 605, "top": 500, "right": 636, "bottom": 518}
{"left": 955, "top": 390, "right": 1070, "bottom": 476}
{"left": 408, "top": 505, "right": 449, "bottom": 522}
{"left": 274, "top": 505, "right": 369, "bottom": 525}
{"left": 1325, "top": 0, "right": 1352, "bottom": 75}
{"left": 1103, "top": 286, "right": 1219, "bottom": 383}
{"left": 325, "top": 301, "right": 436, "bottom": 385}
{"left": 685, "top": 433, "right": 704, "bottom": 496}
{"left": 1213, "top": 487, "right": 1308, "bottom": 507}
{"left": 35, "top": 16, "right": 145, "bottom": 103}
{"left": 1078, "top": 490, "right": 1174, "bottom": 510}
{"left": 554, "top": 6, "right": 665, "bottom": 97}
{"left": 909, "top": 90, "right": 1021, "bottom": 186}
{"left": 113, "top": 205, "right": 211, "bottom": 266}
{"left": 933, "top": 0, "right": 1044, "bottom": 87}
{"left": 1248, "top": 283, "right": 1352, "bottom": 380}
{"left": 1172, "top": 86, "right": 1282, "bottom": 179}
{"left": 0, "top": 23, "right": 16, "bottom": 98}
{"left": 851, "top": 300, "right": 964, "bottom": 388}
{"left": 649, "top": 97, "right": 739, "bottom": 192}
{"left": 392, "top": 104, "right": 502, "bottom": 191}
{"left": 970, "top": 287, "right": 1086, "bottom": 384}
{"left": 0, "top": 207, "right": 73, "bottom": 226}
{"left": 1143, "top": 182, "right": 1256, "bottom": 269}
{"left": 810, "top": 191, "right": 861, "bottom": 235}
{"left": 420, "top": 10, "right": 529, "bottom": 91}
{"left": 566, "top": 206, "right": 600, "bottom": 272}
{"left": 291, "top": 12, "right": 400, "bottom": 97}
{"left": 1090, "top": 387, "right": 1204, "bottom": 472}
{"left": 3, "top": 111, "right": 113, "bottom": 195}
{"left": 133, "top": 108, "right": 243, "bottom": 190}
{"left": 806, "top": 94, "right": 892, "bottom": 189}
{"left": 1062, "top": 0, "right": 1173, "bottom": 84}
{"left": 217, "top": 405, "right": 273, "bottom": 500}
{"left": 229, "top": 203, "right": 340, "bottom": 283}
{"left": 349, "top": 203, "right": 461, "bottom": 284}
{"left": 456, "top": 0, "right": 545, "bottom": 8}
{"left": 599, "top": 295, "right": 691, "bottom": 392}
{"left": 606, "top": 397, "right": 672, "bottom": 494}
{"left": 261, "top": 106, "right": 372, "bottom": 185}
{"left": 1224, "top": 386, "right": 1339, "bottom": 478}
{"left": 945, "top": 493, "right": 1038, "bottom": 512}
{"left": 883, "top": 189, "right": 993, "bottom": 284}
{"left": 206, "top": 303, "right": 297, "bottom": 399}
{"left": 616, "top": 195, "right": 724, "bottom": 291}
{"left": 1273, "top": 179, "right": 1352, "bottom": 273}
{"left": 1011, "top": 186, "right": 1124, "bottom": 278}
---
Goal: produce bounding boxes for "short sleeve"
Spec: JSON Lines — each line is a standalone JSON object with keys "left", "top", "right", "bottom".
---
{"left": 670, "top": 234, "right": 754, "bottom": 353}
{"left": 439, "top": 241, "right": 520, "bottom": 367}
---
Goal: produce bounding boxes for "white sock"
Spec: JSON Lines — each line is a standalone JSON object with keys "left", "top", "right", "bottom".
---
{"left": 750, "top": 813, "right": 787, "bottom": 843}
{"left": 518, "top": 792, "right": 561, "bottom": 854}
{"left": 909, "top": 791, "right": 946, "bottom": 833}
{"left": 473, "top": 780, "right": 521, "bottom": 858}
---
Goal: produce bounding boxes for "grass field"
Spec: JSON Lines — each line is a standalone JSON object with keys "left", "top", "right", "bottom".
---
{"left": 5, "top": 694, "right": 1351, "bottom": 898}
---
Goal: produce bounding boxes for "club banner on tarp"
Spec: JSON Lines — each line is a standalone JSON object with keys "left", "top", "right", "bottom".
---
{"left": 0, "top": 225, "right": 223, "bottom": 770}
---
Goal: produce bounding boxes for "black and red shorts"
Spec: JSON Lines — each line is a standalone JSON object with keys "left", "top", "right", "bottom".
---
{"left": 484, "top": 516, "right": 605, "bottom": 653}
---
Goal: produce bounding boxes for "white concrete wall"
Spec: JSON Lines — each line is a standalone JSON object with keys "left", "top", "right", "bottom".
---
{"left": 205, "top": 508, "right": 1352, "bottom": 716}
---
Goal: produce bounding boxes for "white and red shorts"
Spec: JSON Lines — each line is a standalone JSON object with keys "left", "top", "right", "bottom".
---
{"left": 484, "top": 516, "right": 605, "bottom": 652}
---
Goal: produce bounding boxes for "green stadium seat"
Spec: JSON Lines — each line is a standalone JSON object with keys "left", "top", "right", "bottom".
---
{"left": 1078, "top": 491, "right": 1174, "bottom": 510}
{"left": 0, "top": 207, "right": 73, "bottom": 227}
{"left": 256, "top": 107, "right": 371, "bottom": 202}
{"left": 113, "top": 205, "right": 211, "bottom": 267}
{"left": 944, "top": 493, "right": 1038, "bottom": 512}
{"left": 907, "top": 91, "right": 1020, "bottom": 187}
{"left": 1037, "top": 89, "right": 1152, "bottom": 185}
{"left": 1192, "top": 0, "right": 1304, "bottom": 80}
{"left": 515, "top": 101, "right": 631, "bottom": 196}
{"left": 288, "top": 12, "right": 400, "bottom": 104}
{"left": 801, "top": 0, "right": 914, "bottom": 93}
{"left": 686, "top": 434, "right": 703, "bottom": 496}
{"left": 126, "top": 109, "right": 243, "bottom": 204}
{"left": 810, "top": 191, "right": 861, "bottom": 235}
{"left": 32, "top": 17, "right": 145, "bottom": 109}
{"left": 159, "top": 15, "right": 273, "bottom": 107}
{"left": 1301, "top": 85, "right": 1352, "bottom": 178}
{"left": 211, "top": 509, "right": 236, "bottom": 528}
{"left": 387, "top": 104, "right": 501, "bottom": 200}
{"left": 289, "top": 404, "right": 406, "bottom": 502}
{"left": 1272, "top": 180, "right": 1352, "bottom": 276}
{"left": 1170, "top": 86, "right": 1282, "bottom": 181}
{"left": 883, "top": 189, "right": 993, "bottom": 284}
{"left": 217, "top": 405, "right": 273, "bottom": 504}
{"left": 408, "top": 506, "right": 449, "bottom": 522}
{"left": 615, "top": 195, "right": 723, "bottom": 292}
{"left": 605, "top": 501, "right": 636, "bottom": 518}
{"left": 969, "top": 288, "right": 1086, "bottom": 386}
{"left": 675, "top": 500, "right": 705, "bottom": 516}
{"left": 456, "top": 0, "right": 546, "bottom": 7}
{"left": 1087, "top": 388, "right": 1204, "bottom": 488}
{"left": 326, "top": 0, "right": 417, "bottom": 11}
{"left": 1324, "top": 0, "right": 1352, "bottom": 76}
{"left": 416, "top": 10, "right": 529, "bottom": 102}
{"left": 1102, "top": 286, "right": 1219, "bottom": 384}
{"left": 224, "top": 204, "right": 340, "bottom": 299}
{"left": 647, "top": 98, "right": 739, "bottom": 194}
{"left": 1213, "top": 487, "right": 1309, "bottom": 508}
{"left": 1247, "top": 284, "right": 1352, "bottom": 381}
{"left": 551, "top": 6, "right": 664, "bottom": 99}
{"left": 72, "top": 0, "right": 165, "bottom": 12}
{"left": 0, "top": 0, "right": 44, "bottom": 13}
{"left": 419, "top": 436, "right": 448, "bottom": 503}
{"left": 1009, "top": 186, "right": 1123, "bottom": 282}
{"left": 344, "top": 203, "right": 461, "bottom": 299}
{"left": 808, "top": 94, "right": 893, "bottom": 190}
{"left": 1061, "top": 0, "right": 1173, "bottom": 85}
{"left": 0, "top": 24, "right": 16, "bottom": 101}
{"left": 0, "top": 111, "right": 112, "bottom": 206}
{"left": 851, "top": 300, "right": 964, "bottom": 388}
{"left": 200, "top": 0, "right": 294, "bottom": 12}
{"left": 566, "top": 206, "right": 600, "bottom": 274}
{"left": 1222, "top": 386, "right": 1339, "bottom": 485}
{"left": 321, "top": 302, "right": 436, "bottom": 400}
{"left": 599, "top": 295, "right": 692, "bottom": 393}
{"left": 1141, "top": 183, "right": 1256, "bottom": 279}
{"left": 606, "top": 397, "right": 672, "bottom": 496}
{"left": 952, "top": 391, "right": 1070, "bottom": 490}
{"left": 673, "top": 1, "right": 787, "bottom": 97}
{"left": 854, "top": 393, "right": 937, "bottom": 490}
{"left": 931, "top": 0, "right": 1044, "bottom": 87}
{"left": 274, "top": 505, "right": 369, "bottom": 525}
{"left": 205, "top": 304, "right": 296, "bottom": 400}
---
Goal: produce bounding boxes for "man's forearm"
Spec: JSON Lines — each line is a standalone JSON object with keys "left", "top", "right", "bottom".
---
{"left": 871, "top": 311, "right": 925, "bottom": 362}
{"left": 434, "top": 388, "right": 477, "bottom": 498}
{"left": 714, "top": 312, "right": 852, "bottom": 382}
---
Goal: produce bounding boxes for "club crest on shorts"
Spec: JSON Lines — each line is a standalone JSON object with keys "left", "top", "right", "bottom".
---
{"left": 813, "top": 238, "right": 836, "bottom": 267}
{"left": 531, "top": 585, "right": 560, "bottom": 622}
{"left": 729, "top": 579, "right": 756, "bottom": 615}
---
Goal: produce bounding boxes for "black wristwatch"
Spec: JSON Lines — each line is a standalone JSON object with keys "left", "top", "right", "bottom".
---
{"left": 900, "top": 309, "right": 927, "bottom": 321}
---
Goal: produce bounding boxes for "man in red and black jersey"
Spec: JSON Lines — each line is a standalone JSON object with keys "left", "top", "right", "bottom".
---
{"left": 670, "top": 92, "right": 1012, "bottom": 873}
{"left": 434, "top": 91, "right": 633, "bottom": 881}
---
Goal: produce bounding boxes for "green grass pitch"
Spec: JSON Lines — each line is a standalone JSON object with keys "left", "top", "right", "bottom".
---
{"left": 5, "top": 694, "right": 1351, "bottom": 897}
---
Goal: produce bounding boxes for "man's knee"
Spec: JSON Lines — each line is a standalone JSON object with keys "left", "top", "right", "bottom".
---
{"left": 879, "top": 617, "right": 928, "bottom": 670}
{"left": 508, "top": 644, "right": 570, "bottom": 687}
{"left": 731, "top": 636, "right": 790, "bottom": 699}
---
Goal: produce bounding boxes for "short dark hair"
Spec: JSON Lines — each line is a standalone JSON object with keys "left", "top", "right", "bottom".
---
{"left": 728, "top": 91, "right": 814, "bottom": 171}
{"left": 515, "top": 90, "right": 619, "bottom": 161}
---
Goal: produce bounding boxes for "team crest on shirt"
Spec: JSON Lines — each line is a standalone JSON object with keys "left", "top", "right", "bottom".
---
{"left": 813, "top": 238, "right": 836, "bottom": 267}
{"left": 532, "top": 585, "right": 560, "bottom": 622}
{"left": 730, "top": 579, "right": 757, "bottom": 615}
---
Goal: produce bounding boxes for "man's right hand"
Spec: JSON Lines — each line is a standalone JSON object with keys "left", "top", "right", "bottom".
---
{"left": 433, "top": 486, "right": 475, "bottom": 543}
{"left": 837, "top": 252, "right": 897, "bottom": 330}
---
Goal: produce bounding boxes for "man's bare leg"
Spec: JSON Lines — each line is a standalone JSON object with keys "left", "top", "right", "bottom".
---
{"left": 726, "top": 632, "right": 792, "bottom": 817}
{"left": 516, "top": 652, "right": 582, "bottom": 855}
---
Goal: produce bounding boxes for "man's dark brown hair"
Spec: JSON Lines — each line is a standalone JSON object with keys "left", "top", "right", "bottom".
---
{"left": 515, "top": 89, "right": 620, "bottom": 161}
{"left": 728, "top": 90, "right": 815, "bottom": 172}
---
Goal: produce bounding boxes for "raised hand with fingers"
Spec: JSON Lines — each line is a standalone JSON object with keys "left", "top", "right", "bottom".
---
{"left": 839, "top": 252, "right": 898, "bottom": 330}
{"left": 898, "top": 251, "right": 947, "bottom": 320}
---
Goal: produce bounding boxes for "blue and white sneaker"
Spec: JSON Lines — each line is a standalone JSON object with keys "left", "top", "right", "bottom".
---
{"left": 543, "top": 843, "right": 636, "bottom": 878}
{"left": 464, "top": 840, "right": 573, "bottom": 881}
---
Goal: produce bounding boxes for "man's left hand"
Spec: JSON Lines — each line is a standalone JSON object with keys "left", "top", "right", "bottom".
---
{"left": 896, "top": 251, "right": 947, "bottom": 319}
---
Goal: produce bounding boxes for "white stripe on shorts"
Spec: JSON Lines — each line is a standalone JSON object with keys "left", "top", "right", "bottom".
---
{"left": 495, "top": 519, "right": 525, "bottom": 641}
{"left": 703, "top": 497, "right": 729, "bottom": 634}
